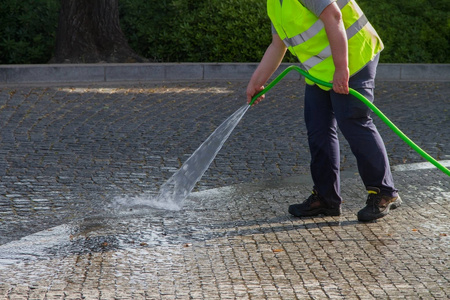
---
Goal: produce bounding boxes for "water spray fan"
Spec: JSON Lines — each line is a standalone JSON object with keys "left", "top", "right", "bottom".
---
{"left": 250, "top": 65, "right": 450, "bottom": 177}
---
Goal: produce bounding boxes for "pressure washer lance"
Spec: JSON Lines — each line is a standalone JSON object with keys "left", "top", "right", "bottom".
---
{"left": 249, "top": 65, "right": 450, "bottom": 177}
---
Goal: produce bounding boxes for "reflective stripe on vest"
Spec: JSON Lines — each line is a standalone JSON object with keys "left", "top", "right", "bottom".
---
{"left": 302, "top": 14, "right": 368, "bottom": 70}
{"left": 283, "top": 0, "right": 351, "bottom": 49}
{"left": 267, "top": 0, "right": 384, "bottom": 87}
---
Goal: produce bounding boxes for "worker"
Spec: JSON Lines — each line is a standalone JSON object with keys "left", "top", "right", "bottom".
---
{"left": 246, "top": 0, "right": 402, "bottom": 222}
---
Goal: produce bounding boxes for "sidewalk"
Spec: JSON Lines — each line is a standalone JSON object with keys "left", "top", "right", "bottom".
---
{"left": 0, "top": 69, "right": 449, "bottom": 299}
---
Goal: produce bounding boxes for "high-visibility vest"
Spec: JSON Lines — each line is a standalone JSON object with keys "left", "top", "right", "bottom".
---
{"left": 267, "top": 0, "right": 384, "bottom": 89}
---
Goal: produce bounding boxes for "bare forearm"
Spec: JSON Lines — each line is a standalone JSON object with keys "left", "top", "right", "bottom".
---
{"left": 324, "top": 15, "right": 348, "bottom": 71}
{"left": 247, "top": 34, "right": 287, "bottom": 103}
{"left": 320, "top": 2, "right": 349, "bottom": 94}
{"left": 251, "top": 40, "right": 287, "bottom": 87}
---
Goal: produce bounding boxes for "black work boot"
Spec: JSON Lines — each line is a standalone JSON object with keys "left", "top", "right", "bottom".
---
{"left": 289, "top": 190, "right": 342, "bottom": 217}
{"left": 357, "top": 187, "right": 402, "bottom": 222}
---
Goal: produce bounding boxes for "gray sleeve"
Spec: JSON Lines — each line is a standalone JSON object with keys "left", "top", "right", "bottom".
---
{"left": 299, "top": 0, "right": 336, "bottom": 17}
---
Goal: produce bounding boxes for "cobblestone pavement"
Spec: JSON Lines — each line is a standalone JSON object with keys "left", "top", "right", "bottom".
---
{"left": 0, "top": 79, "right": 449, "bottom": 299}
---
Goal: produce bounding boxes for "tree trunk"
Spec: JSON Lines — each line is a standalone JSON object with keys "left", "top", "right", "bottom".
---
{"left": 50, "top": 0, "right": 147, "bottom": 63}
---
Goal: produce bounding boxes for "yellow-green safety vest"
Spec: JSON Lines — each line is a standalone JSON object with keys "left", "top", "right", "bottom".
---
{"left": 267, "top": 0, "right": 384, "bottom": 89}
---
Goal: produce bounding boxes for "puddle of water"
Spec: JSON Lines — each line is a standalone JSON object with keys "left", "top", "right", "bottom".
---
{"left": 0, "top": 224, "right": 75, "bottom": 269}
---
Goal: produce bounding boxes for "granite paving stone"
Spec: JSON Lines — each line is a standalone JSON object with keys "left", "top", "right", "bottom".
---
{"left": 0, "top": 79, "right": 449, "bottom": 299}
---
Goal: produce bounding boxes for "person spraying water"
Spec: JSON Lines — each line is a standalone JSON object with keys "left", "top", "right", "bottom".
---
{"left": 154, "top": 0, "right": 449, "bottom": 215}
{"left": 248, "top": 0, "right": 399, "bottom": 222}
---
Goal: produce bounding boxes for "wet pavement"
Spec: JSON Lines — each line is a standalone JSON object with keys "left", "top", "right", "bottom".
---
{"left": 0, "top": 78, "right": 449, "bottom": 299}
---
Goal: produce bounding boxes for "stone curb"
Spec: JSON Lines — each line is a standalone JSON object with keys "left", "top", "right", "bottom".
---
{"left": 0, "top": 63, "right": 449, "bottom": 85}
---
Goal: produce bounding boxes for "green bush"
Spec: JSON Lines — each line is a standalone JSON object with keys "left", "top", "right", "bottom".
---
{"left": 119, "top": 0, "right": 272, "bottom": 62}
{"left": 120, "top": 0, "right": 450, "bottom": 63}
{"left": 0, "top": 0, "right": 59, "bottom": 64}
{"left": 358, "top": 0, "right": 450, "bottom": 63}
{"left": 0, "top": 0, "right": 448, "bottom": 64}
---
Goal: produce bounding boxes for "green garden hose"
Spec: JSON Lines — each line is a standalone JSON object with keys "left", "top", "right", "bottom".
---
{"left": 250, "top": 65, "right": 450, "bottom": 176}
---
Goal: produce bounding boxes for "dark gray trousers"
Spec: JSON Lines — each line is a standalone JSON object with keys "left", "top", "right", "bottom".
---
{"left": 304, "top": 55, "right": 397, "bottom": 207}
